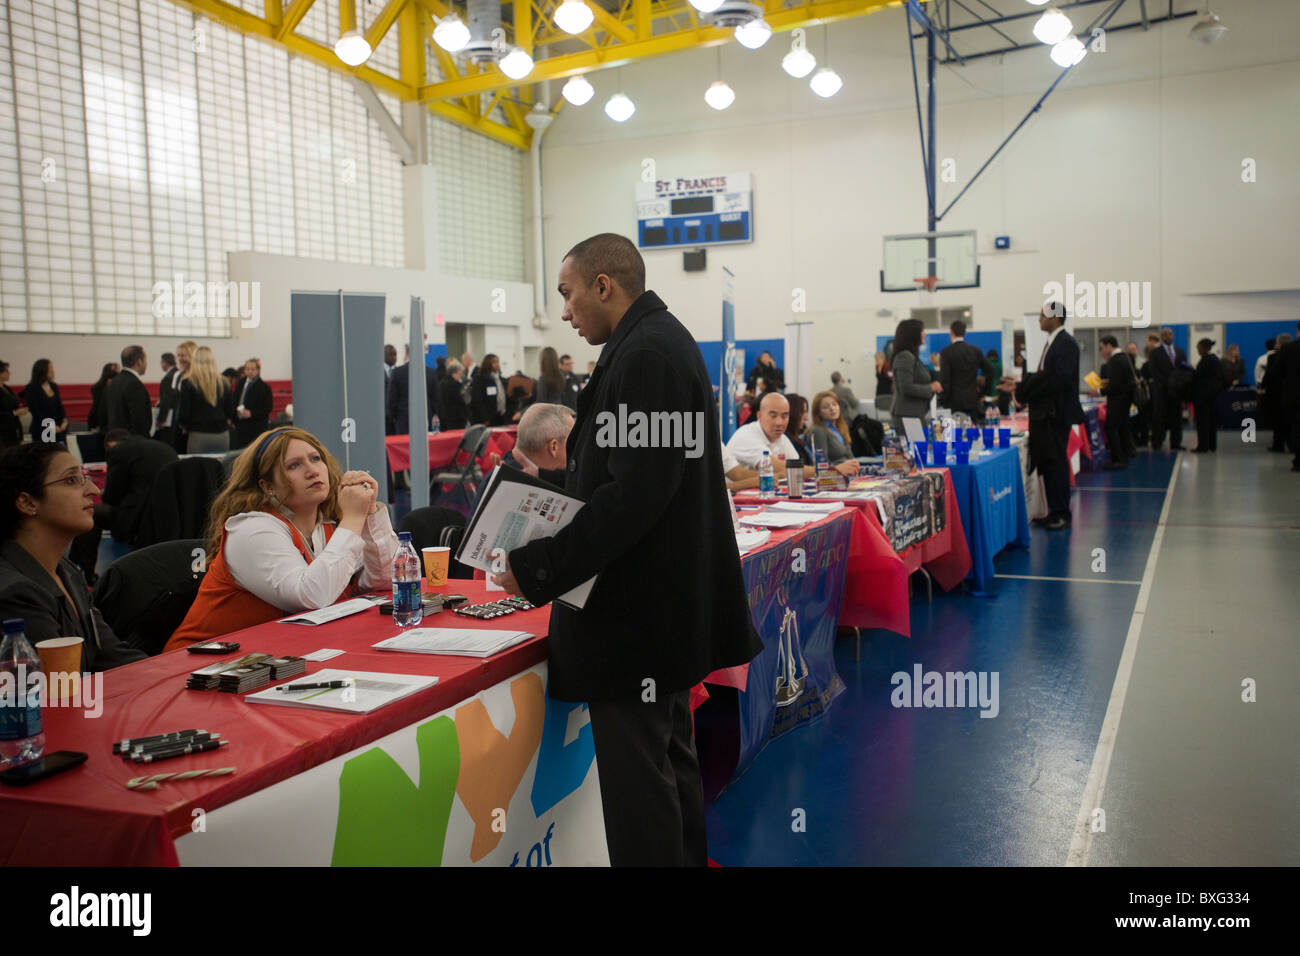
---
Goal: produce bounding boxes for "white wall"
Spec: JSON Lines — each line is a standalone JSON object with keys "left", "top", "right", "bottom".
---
{"left": 537, "top": 0, "right": 1300, "bottom": 391}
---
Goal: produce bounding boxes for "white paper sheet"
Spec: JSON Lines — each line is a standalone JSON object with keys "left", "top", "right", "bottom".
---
{"left": 244, "top": 669, "right": 437, "bottom": 714}
{"left": 372, "top": 628, "right": 534, "bottom": 658}
{"left": 279, "top": 598, "right": 376, "bottom": 626}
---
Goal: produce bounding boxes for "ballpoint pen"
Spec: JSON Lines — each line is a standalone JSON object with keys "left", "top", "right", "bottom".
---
{"left": 275, "top": 680, "right": 351, "bottom": 692}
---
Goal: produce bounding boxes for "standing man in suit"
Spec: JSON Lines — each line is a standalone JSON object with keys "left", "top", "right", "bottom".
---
{"left": 1264, "top": 334, "right": 1292, "bottom": 453}
{"left": 559, "top": 354, "right": 584, "bottom": 406}
{"left": 105, "top": 345, "right": 151, "bottom": 437}
{"left": 387, "top": 353, "right": 440, "bottom": 434}
{"left": 938, "top": 320, "right": 997, "bottom": 423}
{"left": 383, "top": 346, "right": 398, "bottom": 435}
{"left": 153, "top": 352, "right": 179, "bottom": 445}
{"left": 1190, "top": 339, "right": 1224, "bottom": 454}
{"left": 232, "top": 358, "right": 273, "bottom": 448}
{"left": 68, "top": 428, "right": 178, "bottom": 583}
{"left": 1147, "top": 327, "right": 1187, "bottom": 451}
{"left": 999, "top": 303, "right": 1085, "bottom": 530}
{"left": 490, "top": 233, "right": 762, "bottom": 866}
{"left": 1098, "top": 335, "right": 1136, "bottom": 469}
{"left": 1279, "top": 323, "right": 1300, "bottom": 472}
{"left": 829, "top": 371, "right": 859, "bottom": 419}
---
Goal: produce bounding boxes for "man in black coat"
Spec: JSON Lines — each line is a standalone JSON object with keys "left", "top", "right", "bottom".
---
{"left": 232, "top": 358, "right": 274, "bottom": 448}
{"left": 437, "top": 361, "right": 470, "bottom": 431}
{"left": 68, "top": 429, "right": 178, "bottom": 583}
{"left": 938, "top": 319, "right": 997, "bottom": 422}
{"left": 387, "top": 357, "right": 439, "bottom": 434}
{"left": 1191, "top": 340, "right": 1224, "bottom": 454}
{"left": 1280, "top": 323, "right": 1300, "bottom": 471}
{"left": 1147, "top": 327, "right": 1187, "bottom": 451}
{"left": 1264, "top": 334, "right": 1292, "bottom": 453}
{"left": 105, "top": 344, "right": 152, "bottom": 437}
{"left": 1000, "top": 303, "right": 1085, "bottom": 530}
{"left": 1099, "top": 335, "right": 1137, "bottom": 469}
{"left": 153, "top": 351, "right": 179, "bottom": 445}
{"left": 491, "top": 233, "right": 763, "bottom": 866}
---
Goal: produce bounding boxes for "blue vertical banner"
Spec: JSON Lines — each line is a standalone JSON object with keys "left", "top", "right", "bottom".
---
{"left": 721, "top": 267, "right": 737, "bottom": 442}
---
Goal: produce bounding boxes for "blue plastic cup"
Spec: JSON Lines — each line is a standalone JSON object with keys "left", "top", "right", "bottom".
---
{"left": 998, "top": 427, "right": 1011, "bottom": 448}
{"left": 982, "top": 427, "right": 995, "bottom": 446}
{"left": 965, "top": 427, "right": 980, "bottom": 443}
{"left": 931, "top": 440, "right": 947, "bottom": 465}
{"left": 954, "top": 442, "right": 970, "bottom": 464}
{"left": 912, "top": 441, "right": 928, "bottom": 468}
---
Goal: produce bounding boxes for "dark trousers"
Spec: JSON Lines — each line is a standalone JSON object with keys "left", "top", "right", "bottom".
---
{"left": 1151, "top": 385, "right": 1183, "bottom": 449}
{"left": 1131, "top": 402, "right": 1149, "bottom": 445}
{"left": 1105, "top": 399, "right": 1135, "bottom": 463}
{"left": 1290, "top": 411, "right": 1300, "bottom": 468}
{"left": 1193, "top": 397, "right": 1218, "bottom": 451}
{"left": 1040, "top": 421, "right": 1073, "bottom": 518}
{"left": 1267, "top": 396, "right": 1288, "bottom": 450}
{"left": 587, "top": 689, "right": 706, "bottom": 866}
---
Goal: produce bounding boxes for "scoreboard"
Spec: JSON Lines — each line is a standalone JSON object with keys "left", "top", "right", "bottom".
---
{"left": 636, "top": 172, "right": 753, "bottom": 249}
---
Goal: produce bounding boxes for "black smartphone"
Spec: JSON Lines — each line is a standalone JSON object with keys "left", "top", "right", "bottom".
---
{"left": 0, "top": 750, "right": 88, "bottom": 786}
{"left": 187, "top": 641, "right": 241, "bottom": 654}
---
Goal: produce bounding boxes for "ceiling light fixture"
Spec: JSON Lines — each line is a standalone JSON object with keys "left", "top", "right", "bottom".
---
{"left": 554, "top": 0, "right": 594, "bottom": 35}
{"left": 809, "top": 26, "right": 841, "bottom": 98}
{"left": 1032, "top": 8, "right": 1073, "bottom": 45}
{"left": 605, "top": 92, "right": 635, "bottom": 122}
{"left": 1050, "top": 36, "right": 1087, "bottom": 67}
{"left": 734, "top": 17, "right": 772, "bottom": 49}
{"left": 782, "top": 28, "right": 816, "bottom": 78}
{"left": 432, "top": 14, "right": 470, "bottom": 53}
{"left": 334, "top": 29, "right": 371, "bottom": 66}
{"left": 499, "top": 46, "right": 534, "bottom": 80}
{"left": 562, "top": 75, "right": 595, "bottom": 106}
{"left": 705, "top": 80, "right": 735, "bottom": 110}
{"left": 688, "top": 0, "right": 725, "bottom": 13}
{"left": 1189, "top": 9, "right": 1228, "bottom": 45}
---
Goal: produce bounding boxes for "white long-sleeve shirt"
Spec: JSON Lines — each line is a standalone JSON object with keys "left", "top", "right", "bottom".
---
{"left": 223, "top": 507, "right": 398, "bottom": 612}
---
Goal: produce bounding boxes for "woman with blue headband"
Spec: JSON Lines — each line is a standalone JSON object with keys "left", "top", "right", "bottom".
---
{"left": 164, "top": 427, "right": 396, "bottom": 651}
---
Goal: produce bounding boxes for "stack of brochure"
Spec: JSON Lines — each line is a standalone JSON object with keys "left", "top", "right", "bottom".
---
{"left": 372, "top": 628, "right": 534, "bottom": 658}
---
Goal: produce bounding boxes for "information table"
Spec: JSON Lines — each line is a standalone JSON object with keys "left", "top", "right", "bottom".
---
{"left": 942, "top": 446, "right": 1031, "bottom": 593}
{"left": 384, "top": 426, "right": 517, "bottom": 474}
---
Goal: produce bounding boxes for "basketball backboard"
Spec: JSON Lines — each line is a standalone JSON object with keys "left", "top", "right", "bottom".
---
{"left": 881, "top": 230, "right": 979, "bottom": 291}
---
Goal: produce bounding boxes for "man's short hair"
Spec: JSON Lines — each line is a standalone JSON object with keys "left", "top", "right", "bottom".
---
{"left": 950, "top": 319, "right": 967, "bottom": 337}
{"left": 517, "top": 403, "right": 575, "bottom": 454}
{"left": 1100, "top": 335, "right": 1118, "bottom": 348}
{"left": 121, "top": 345, "right": 145, "bottom": 368}
{"left": 1043, "top": 302, "right": 1067, "bottom": 323}
{"left": 830, "top": 371, "right": 842, "bottom": 384}
{"left": 1266, "top": 338, "right": 1276, "bottom": 351}
{"left": 245, "top": 357, "right": 260, "bottom": 369}
{"left": 1146, "top": 332, "right": 1160, "bottom": 342}
{"left": 104, "top": 428, "right": 130, "bottom": 445}
{"left": 560, "top": 354, "right": 571, "bottom": 362}
{"left": 563, "top": 233, "right": 645, "bottom": 298}
{"left": 161, "top": 352, "right": 175, "bottom": 366}
{"left": 1277, "top": 334, "right": 1293, "bottom": 347}
{"left": 446, "top": 360, "right": 463, "bottom": 375}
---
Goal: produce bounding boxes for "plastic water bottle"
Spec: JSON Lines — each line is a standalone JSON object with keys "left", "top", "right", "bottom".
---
{"left": 758, "top": 450, "right": 775, "bottom": 496}
{"left": 391, "top": 532, "right": 423, "bottom": 627}
{"left": 0, "top": 619, "right": 45, "bottom": 768}
{"left": 431, "top": 414, "right": 440, "bottom": 434}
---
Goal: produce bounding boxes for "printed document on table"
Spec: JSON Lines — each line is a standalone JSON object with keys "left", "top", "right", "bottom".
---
{"left": 372, "top": 628, "right": 534, "bottom": 658}
{"left": 456, "top": 466, "right": 596, "bottom": 610}
{"left": 738, "top": 511, "right": 817, "bottom": 529}
{"left": 244, "top": 669, "right": 437, "bottom": 714}
{"left": 279, "top": 597, "right": 376, "bottom": 625}
{"left": 766, "top": 500, "right": 845, "bottom": 514}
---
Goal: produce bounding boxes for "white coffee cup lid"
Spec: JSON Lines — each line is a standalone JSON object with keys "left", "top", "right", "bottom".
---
{"left": 35, "top": 636, "right": 84, "bottom": 649}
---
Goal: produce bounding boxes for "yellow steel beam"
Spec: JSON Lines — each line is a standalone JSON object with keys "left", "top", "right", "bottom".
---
{"left": 500, "top": 98, "right": 526, "bottom": 135}
{"left": 399, "top": 0, "right": 425, "bottom": 86}
{"left": 264, "top": 0, "right": 283, "bottom": 27}
{"left": 482, "top": 87, "right": 505, "bottom": 120}
{"left": 275, "top": 0, "right": 315, "bottom": 40}
{"left": 415, "top": 0, "right": 451, "bottom": 23}
{"left": 419, "top": 0, "right": 895, "bottom": 102}
{"left": 589, "top": 3, "right": 635, "bottom": 44}
{"left": 634, "top": 0, "right": 651, "bottom": 39}
{"left": 364, "top": 0, "right": 408, "bottom": 51}
{"left": 428, "top": 99, "right": 532, "bottom": 149}
{"left": 514, "top": 0, "right": 533, "bottom": 55}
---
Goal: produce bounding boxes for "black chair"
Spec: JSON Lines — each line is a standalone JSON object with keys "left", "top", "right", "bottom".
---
{"left": 136, "top": 457, "right": 225, "bottom": 546}
{"left": 396, "top": 506, "right": 474, "bottom": 579}
{"left": 92, "top": 539, "right": 207, "bottom": 656}
{"left": 430, "top": 424, "right": 490, "bottom": 509}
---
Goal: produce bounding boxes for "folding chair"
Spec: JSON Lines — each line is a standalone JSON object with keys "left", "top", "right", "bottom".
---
{"left": 429, "top": 424, "right": 490, "bottom": 509}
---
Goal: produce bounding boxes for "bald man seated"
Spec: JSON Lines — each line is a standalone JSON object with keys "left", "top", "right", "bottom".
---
{"left": 724, "top": 392, "right": 798, "bottom": 481}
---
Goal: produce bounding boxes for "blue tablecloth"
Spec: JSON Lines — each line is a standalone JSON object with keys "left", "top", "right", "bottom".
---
{"left": 945, "top": 446, "right": 1031, "bottom": 593}
{"left": 1081, "top": 404, "right": 1109, "bottom": 469}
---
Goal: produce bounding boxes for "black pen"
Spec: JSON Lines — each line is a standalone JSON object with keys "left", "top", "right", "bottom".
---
{"left": 129, "top": 732, "right": 221, "bottom": 756}
{"left": 113, "top": 730, "right": 205, "bottom": 753}
{"left": 132, "top": 739, "right": 229, "bottom": 763}
{"left": 275, "top": 680, "right": 350, "bottom": 692}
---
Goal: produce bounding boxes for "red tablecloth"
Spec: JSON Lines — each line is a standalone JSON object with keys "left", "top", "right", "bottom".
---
{"left": 384, "top": 427, "right": 517, "bottom": 474}
{"left": 734, "top": 468, "right": 972, "bottom": 638}
{"left": 0, "top": 580, "right": 547, "bottom": 867}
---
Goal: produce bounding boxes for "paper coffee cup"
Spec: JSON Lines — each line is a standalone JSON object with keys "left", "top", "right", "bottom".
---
{"left": 36, "top": 637, "right": 83, "bottom": 702}
{"left": 422, "top": 547, "right": 451, "bottom": 588}
{"left": 786, "top": 463, "right": 804, "bottom": 498}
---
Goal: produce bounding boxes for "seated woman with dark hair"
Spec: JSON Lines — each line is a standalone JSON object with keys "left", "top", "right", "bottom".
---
{"left": 805, "top": 391, "right": 862, "bottom": 477}
{"left": 0, "top": 443, "right": 146, "bottom": 670}
{"left": 163, "top": 427, "right": 397, "bottom": 652}
{"left": 783, "top": 393, "right": 816, "bottom": 467}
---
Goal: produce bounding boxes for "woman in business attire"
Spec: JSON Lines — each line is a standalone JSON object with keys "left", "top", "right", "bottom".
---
{"left": 163, "top": 427, "right": 396, "bottom": 652}
{"left": 0, "top": 361, "right": 23, "bottom": 449}
{"left": 86, "top": 362, "right": 119, "bottom": 432}
{"left": 890, "top": 319, "right": 942, "bottom": 435}
{"left": 0, "top": 442, "right": 147, "bottom": 670}
{"left": 22, "top": 359, "right": 68, "bottom": 443}
{"left": 784, "top": 393, "right": 815, "bottom": 466}
{"left": 1222, "top": 344, "right": 1245, "bottom": 387}
{"left": 534, "top": 347, "right": 574, "bottom": 410}
{"left": 176, "top": 346, "right": 234, "bottom": 453}
{"left": 470, "top": 353, "right": 506, "bottom": 426}
{"left": 805, "top": 391, "right": 862, "bottom": 477}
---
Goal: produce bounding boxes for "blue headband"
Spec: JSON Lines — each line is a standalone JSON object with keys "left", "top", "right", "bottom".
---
{"left": 253, "top": 427, "right": 295, "bottom": 471}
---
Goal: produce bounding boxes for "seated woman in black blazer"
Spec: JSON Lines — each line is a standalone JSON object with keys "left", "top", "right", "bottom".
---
{"left": 805, "top": 391, "right": 861, "bottom": 477}
{"left": 784, "top": 393, "right": 816, "bottom": 467}
{"left": 0, "top": 443, "right": 146, "bottom": 670}
{"left": 22, "top": 359, "right": 68, "bottom": 443}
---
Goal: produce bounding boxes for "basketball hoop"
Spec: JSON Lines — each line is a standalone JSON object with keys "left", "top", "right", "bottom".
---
{"left": 913, "top": 277, "right": 940, "bottom": 293}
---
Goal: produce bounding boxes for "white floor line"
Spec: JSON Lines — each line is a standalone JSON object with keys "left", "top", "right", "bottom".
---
{"left": 1066, "top": 453, "right": 1182, "bottom": 866}
{"left": 994, "top": 574, "right": 1141, "bottom": 585}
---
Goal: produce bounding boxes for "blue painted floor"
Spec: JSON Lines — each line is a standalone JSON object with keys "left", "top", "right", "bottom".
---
{"left": 705, "top": 451, "right": 1179, "bottom": 866}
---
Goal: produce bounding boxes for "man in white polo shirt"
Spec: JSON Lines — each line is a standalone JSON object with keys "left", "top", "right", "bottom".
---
{"left": 725, "top": 392, "right": 798, "bottom": 475}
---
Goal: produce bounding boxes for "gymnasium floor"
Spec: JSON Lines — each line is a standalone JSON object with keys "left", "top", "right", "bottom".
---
{"left": 705, "top": 435, "right": 1300, "bottom": 866}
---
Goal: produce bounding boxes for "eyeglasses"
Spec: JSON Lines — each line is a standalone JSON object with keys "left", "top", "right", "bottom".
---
{"left": 44, "top": 471, "right": 95, "bottom": 489}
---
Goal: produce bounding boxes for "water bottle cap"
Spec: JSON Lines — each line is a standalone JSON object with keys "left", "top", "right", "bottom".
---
{"left": 398, "top": 531, "right": 412, "bottom": 542}
{"left": 2, "top": 618, "right": 25, "bottom": 634}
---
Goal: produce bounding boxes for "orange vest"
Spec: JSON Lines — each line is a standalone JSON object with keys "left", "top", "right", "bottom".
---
{"left": 163, "top": 510, "right": 361, "bottom": 653}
